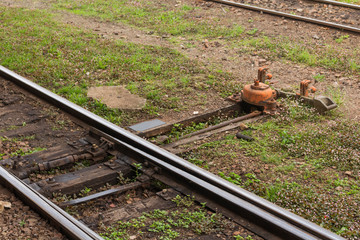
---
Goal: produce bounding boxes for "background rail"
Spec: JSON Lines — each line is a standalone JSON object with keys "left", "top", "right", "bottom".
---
{"left": 208, "top": 0, "right": 360, "bottom": 34}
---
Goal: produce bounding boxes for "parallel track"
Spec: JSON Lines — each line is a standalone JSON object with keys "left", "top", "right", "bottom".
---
{"left": 310, "top": 0, "right": 360, "bottom": 10}
{"left": 207, "top": 0, "right": 360, "bottom": 34}
{"left": 0, "top": 65, "right": 344, "bottom": 240}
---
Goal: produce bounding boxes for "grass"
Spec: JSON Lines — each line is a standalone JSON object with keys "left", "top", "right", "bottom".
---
{"left": 99, "top": 195, "right": 241, "bottom": 240}
{"left": 336, "top": 0, "right": 360, "bottom": 4}
{"left": 335, "top": 35, "right": 349, "bottom": 43}
{"left": 0, "top": 6, "right": 236, "bottom": 125}
{"left": 50, "top": 0, "right": 360, "bottom": 74}
{"left": 182, "top": 99, "right": 360, "bottom": 238}
{"left": 313, "top": 74, "right": 326, "bottom": 83}
{"left": 234, "top": 35, "right": 360, "bottom": 73}
{"left": 53, "top": 0, "right": 247, "bottom": 38}
{"left": 0, "top": 136, "right": 46, "bottom": 160}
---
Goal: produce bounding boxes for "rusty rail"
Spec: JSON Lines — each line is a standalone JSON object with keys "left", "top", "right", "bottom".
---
{"left": 310, "top": 0, "right": 360, "bottom": 10}
{"left": 207, "top": 0, "right": 360, "bottom": 34}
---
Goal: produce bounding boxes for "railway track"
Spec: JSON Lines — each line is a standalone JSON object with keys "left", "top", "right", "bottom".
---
{"left": 207, "top": 0, "right": 360, "bottom": 33}
{"left": 0, "top": 65, "right": 344, "bottom": 239}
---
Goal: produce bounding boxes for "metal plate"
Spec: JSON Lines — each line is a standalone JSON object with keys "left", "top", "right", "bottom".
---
{"left": 128, "top": 119, "right": 166, "bottom": 132}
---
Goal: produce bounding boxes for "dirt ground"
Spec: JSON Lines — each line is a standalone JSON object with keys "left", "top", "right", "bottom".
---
{"left": 62, "top": 0, "right": 360, "bottom": 120}
{"left": 1, "top": 0, "right": 359, "bottom": 121}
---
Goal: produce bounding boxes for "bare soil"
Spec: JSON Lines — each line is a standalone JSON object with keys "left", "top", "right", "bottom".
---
{"left": 1, "top": 0, "right": 359, "bottom": 121}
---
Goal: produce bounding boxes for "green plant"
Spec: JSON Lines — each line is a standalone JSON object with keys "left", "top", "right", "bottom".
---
{"left": 172, "top": 195, "right": 194, "bottom": 207}
{"left": 9, "top": 147, "right": 46, "bottom": 158}
{"left": 234, "top": 235, "right": 244, "bottom": 240}
{"left": 79, "top": 187, "right": 91, "bottom": 197}
{"left": 325, "top": 86, "right": 344, "bottom": 106}
{"left": 265, "top": 184, "right": 281, "bottom": 202}
{"left": 218, "top": 172, "right": 242, "bottom": 185}
{"left": 19, "top": 220, "right": 26, "bottom": 227}
{"left": 101, "top": 197, "right": 226, "bottom": 240}
{"left": 133, "top": 162, "right": 142, "bottom": 178}
{"left": 246, "top": 28, "right": 258, "bottom": 35}
{"left": 313, "top": 74, "right": 325, "bottom": 82}
{"left": 335, "top": 35, "right": 349, "bottom": 43}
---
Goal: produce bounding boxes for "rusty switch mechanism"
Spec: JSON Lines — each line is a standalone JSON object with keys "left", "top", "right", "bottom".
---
{"left": 240, "top": 67, "right": 277, "bottom": 114}
{"left": 227, "top": 67, "right": 337, "bottom": 114}
{"left": 276, "top": 79, "right": 337, "bottom": 114}
{"left": 299, "top": 80, "right": 316, "bottom": 97}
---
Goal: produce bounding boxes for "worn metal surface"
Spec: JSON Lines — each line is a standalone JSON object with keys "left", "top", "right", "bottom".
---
{"left": 313, "top": 96, "right": 337, "bottom": 113}
{"left": 236, "top": 132, "right": 254, "bottom": 141}
{"left": 299, "top": 80, "right": 316, "bottom": 98}
{"left": 164, "top": 112, "right": 262, "bottom": 148}
{"left": 10, "top": 138, "right": 112, "bottom": 179}
{"left": 129, "top": 119, "right": 166, "bottom": 132}
{"left": 208, "top": 0, "right": 360, "bottom": 34}
{"left": 257, "top": 67, "right": 272, "bottom": 83}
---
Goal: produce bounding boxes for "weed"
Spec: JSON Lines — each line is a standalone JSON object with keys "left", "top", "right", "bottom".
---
{"left": 325, "top": 86, "right": 344, "bottom": 106}
{"left": 275, "top": 163, "right": 295, "bottom": 174}
{"left": 219, "top": 172, "right": 242, "bottom": 185}
{"left": 187, "top": 157, "right": 209, "bottom": 169}
{"left": 313, "top": 74, "right": 325, "bottom": 83}
{"left": 52, "top": 192, "right": 72, "bottom": 203}
{"left": 79, "top": 187, "right": 91, "bottom": 197}
{"left": 101, "top": 195, "right": 227, "bottom": 239}
{"left": 234, "top": 235, "right": 244, "bottom": 240}
{"left": 19, "top": 220, "right": 26, "bottom": 227}
{"left": 181, "top": 5, "right": 193, "bottom": 11}
{"left": 335, "top": 35, "right": 349, "bottom": 43}
{"left": 172, "top": 195, "right": 194, "bottom": 207}
{"left": 117, "top": 172, "right": 132, "bottom": 185}
{"left": 133, "top": 162, "right": 142, "bottom": 178}
{"left": 246, "top": 28, "right": 258, "bottom": 35}
{"left": 338, "top": 0, "right": 359, "bottom": 4}
{"left": 265, "top": 184, "right": 281, "bottom": 202}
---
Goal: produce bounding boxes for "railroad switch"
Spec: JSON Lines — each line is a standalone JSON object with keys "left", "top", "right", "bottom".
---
{"left": 276, "top": 79, "right": 337, "bottom": 114}
{"left": 298, "top": 80, "right": 316, "bottom": 97}
{"left": 228, "top": 67, "right": 337, "bottom": 114}
{"left": 240, "top": 67, "right": 277, "bottom": 114}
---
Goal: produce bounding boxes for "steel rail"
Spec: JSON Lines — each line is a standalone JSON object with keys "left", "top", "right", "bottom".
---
{"left": 0, "top": 167, "right": 103, "bottom": 240}
{"left": 207, "top": 0, "right": 360, "bottom": 34}
{"left": 0, "top": 65, "right": 344, "bottom": 240}
{"left": 309, "top": 0, "right": 360, "bottom": 10}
